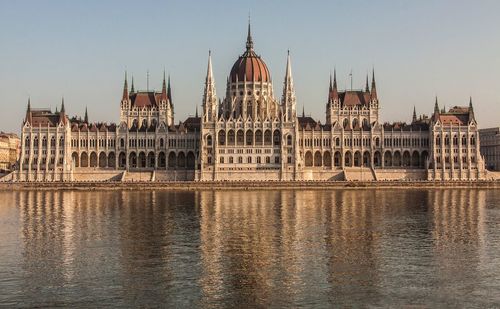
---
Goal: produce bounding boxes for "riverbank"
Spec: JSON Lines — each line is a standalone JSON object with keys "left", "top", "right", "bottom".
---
{"left": 0, "top": 180, "right": 499, "bottom": 191}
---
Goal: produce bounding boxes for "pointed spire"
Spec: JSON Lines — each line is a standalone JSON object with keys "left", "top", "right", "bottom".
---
{"left": 130, "top": 75, "right": 135, "bottom": 93}
{"left": 333, "top": 68, "right": 337, "bottom": 89}
{"left": 60, "top": 97, "right": 65, "bottom": 113}
{"left": 167, "top": 74, "right": 172, "bottom": 104}
{"left": 161, "top": 70, "right": 167, "bottom": 101}
{"left": 25, "top": 97, "right": 32, "bottom": 124}
{"left": 468, "top": 96, "right": 475, "bottom": 122}
{"left": 329, "top": 72, "right": 333, "bottom": 92}
{"left": 206, "top": 50, "right": 214, "bottom": 82}
{"left": 195, "top": 105, "right": 199, "bottom": 118}
{"left": 285, "top": 50, "right": 293, "bottom": 81}
{"left": 246, "top": 17, "right": 253, "bottom": 51}
{"left": 122, "top": 71, "right": 129, "bottom": 100}
{"left": 302, "top": 106, "right": 305, "bottom": 117}
{"left": 412, "top": 105, "right": 417, "bottom": 123}
{"left": 365, "top": 74, "right": 369, "bottom": 92}
{"left": 434, "top": 96, "right": 439, "bottom": 114}
{"left": 329, "top": 68, "right": 339, "bottom": 103}
{"left": 371, "top": 69, "right": 377, "bottom": 98}
{"left": 84, "top": 107, "right": 88, "bottom": 123}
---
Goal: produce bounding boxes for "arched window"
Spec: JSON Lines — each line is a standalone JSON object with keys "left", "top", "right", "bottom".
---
{"left": 206, "top": 135, "right": 212, "bottom": 146}
{"left": 287, "top": 135, "right": 292, "bottom": 146}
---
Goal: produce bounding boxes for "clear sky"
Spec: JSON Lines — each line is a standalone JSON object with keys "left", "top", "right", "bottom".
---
{"left": 1, "top": 0, "right": 499, "bottom": 134}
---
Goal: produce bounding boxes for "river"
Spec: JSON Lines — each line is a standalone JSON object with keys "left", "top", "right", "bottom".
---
{"left": 0, "top": 189, "right": 499, "bottom": 307}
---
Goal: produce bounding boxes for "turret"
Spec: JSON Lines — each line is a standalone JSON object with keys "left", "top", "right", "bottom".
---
{"left": 412, "top": 106, "right": 417, "bottom": 123}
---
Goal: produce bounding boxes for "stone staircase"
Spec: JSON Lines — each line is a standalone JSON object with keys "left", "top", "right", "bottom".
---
{"left": 343, "top": 167, "right": 376, "bottom": 181}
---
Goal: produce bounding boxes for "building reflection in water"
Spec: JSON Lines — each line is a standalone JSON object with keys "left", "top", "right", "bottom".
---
{"left": 5, "top": 188, "right": 496, "bottom": 307}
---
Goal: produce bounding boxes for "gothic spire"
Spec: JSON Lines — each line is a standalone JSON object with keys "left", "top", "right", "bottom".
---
{"left": 122, "top": 71, "right": 128, "bottom": 100}
{"left": 246, "top": 18, "right": 253, "bottom": 51}
{"left": 167, "top": 74, "right": 172, "bottom": 104}
{"left": 25, "top": 97, "right": 32, "bottom": 124}
{"left": 468, "top": 96, "right": 475, "bottom": 122}
{"left": 84, "top": 107, "right": 89, "bottom": 123}
{"left": 203, "top": 50, "right": 217, "bottom": 122}
{"left": 329, "top": 68, "right": 339, "bottom": 102}
{"left": 130, "top": 75, "right": 135, "bottom": 93}
{"left": 371, "top": 69, "right": 377, "bottom": 98}
{"left": 61, "top": 97, "right": 65, "bottom": 114}
{"left": 365, "top": 74, "right": 369, "bottom": 92}
{"left": 412, "top": 105, "right": 417, "bottom": 123}
{"left": 302, "top": 105, "right": 305, "bottom": 117}
{"left": 285, "top": 50, "right": 293, "bottom": 82}
{"left": 206, "top": 50, "right": 214, "bottom": 83}
{"left": 161, "top": 70, "right": 167, "bottom": 101}
{"left": 329, "top": 72, "right": 333, "bottom": 93}
{"left": 195, "top": 105, "right": 199, "bottom": 118}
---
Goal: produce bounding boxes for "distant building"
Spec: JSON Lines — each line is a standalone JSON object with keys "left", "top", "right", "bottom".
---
{"left": 15, "top": 23, "right": 486, "bottom": 182}
{"left": 479, "top": 127, "right": 500, "bottom": 171}
{"left": 0, "top": 132, "right": 20, "bottom": 172}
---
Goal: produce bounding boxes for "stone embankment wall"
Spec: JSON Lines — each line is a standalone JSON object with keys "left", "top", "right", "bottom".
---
{"left": 0, "top": 180, "right": 499, "bottom": 191}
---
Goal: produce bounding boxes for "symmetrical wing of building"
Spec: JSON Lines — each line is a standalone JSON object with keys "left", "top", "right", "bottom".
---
{"left": 17, "top": 25, "right": 486, "bottom": 181}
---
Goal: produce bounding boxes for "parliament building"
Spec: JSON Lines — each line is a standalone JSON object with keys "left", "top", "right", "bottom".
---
{"left": 15, "top": 24, "right": 486, "bottom": 182}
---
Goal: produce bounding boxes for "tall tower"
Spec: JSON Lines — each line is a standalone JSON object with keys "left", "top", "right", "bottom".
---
{"left": 281, "top": 51, "right": 296, "bottom": 122}
{"left": 202, "top": 51, "right": 218, "bottom": 122}
{"left": 120, "top": 72, "right": 130, "bottom": 123}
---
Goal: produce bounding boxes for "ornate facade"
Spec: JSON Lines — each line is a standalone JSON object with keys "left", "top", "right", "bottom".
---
{"left": 14, "top": 24, "right": 486, "bottom": 182}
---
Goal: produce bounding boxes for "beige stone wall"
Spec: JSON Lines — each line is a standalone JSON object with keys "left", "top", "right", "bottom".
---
{"left": 375, "top": 169, "right": 427, "bottom": 181}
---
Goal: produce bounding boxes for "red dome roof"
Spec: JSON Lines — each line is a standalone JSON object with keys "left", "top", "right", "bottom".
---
{"left": 229, "top": 24, "right": 271, "bottom": 83}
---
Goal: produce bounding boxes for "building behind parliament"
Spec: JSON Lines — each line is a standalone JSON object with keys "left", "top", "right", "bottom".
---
{"left": 15, "top": 25, "right": 486, "bottom": 182}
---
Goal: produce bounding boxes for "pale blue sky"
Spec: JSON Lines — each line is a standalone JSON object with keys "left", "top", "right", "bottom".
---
{"left": 1, "top": 0, "right": 499, "bottom": 134}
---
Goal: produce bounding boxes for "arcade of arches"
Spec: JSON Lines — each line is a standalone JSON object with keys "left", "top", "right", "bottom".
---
{"left": 71, "top": 151, "right": 197, "bottom": 169}
{"left": 303, "top": 150, "right": 429, "bottom": 168}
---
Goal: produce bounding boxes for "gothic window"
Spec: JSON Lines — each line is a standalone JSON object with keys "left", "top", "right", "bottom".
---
{"left": 287, "top": 135, "right": 292, "bottom": 146}
{"left": 42, "top": 136, "right": 47, "bottom": 147}
{"left": 206, "top": 135, "right": 212, "bottom": 146}
{"left": 229, "top": 156, "right": 233, "bottom": 164}
{"left": 25, "top": 137, "right": 30, "bottom": 147}
{"left": 238, "top": 156, "right": 243, "bottom": 164}
{"left": 247, "top": 156, "right": 252, "bottom": 163}
{"left": 266, "top": 156, "right": 271, "bottom": 164}
{"left": 220, "top": 157, "right": 224, "bottom": 164}
{"left": 218, "top": 130, "right": 226, "bottom": 146}
{"left": 273, "top": 130, "right": 280, "bottom": 146}
{"left": 274, "top": 157, "right": 280, "bottom": 164}
{"left": 257, "top": 157, "right": 261, "bottom": 164}
{"left": 228, "top": 130, "right": 235, "bottom": 144}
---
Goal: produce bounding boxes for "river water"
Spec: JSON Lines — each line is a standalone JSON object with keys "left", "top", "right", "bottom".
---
{"left": 0, "top": 189, "right": 499, "bottom": 308}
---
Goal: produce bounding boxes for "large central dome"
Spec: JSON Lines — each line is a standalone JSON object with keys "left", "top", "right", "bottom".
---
{"left": 229, "top": 24, "right": 271, "bottom": 83}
